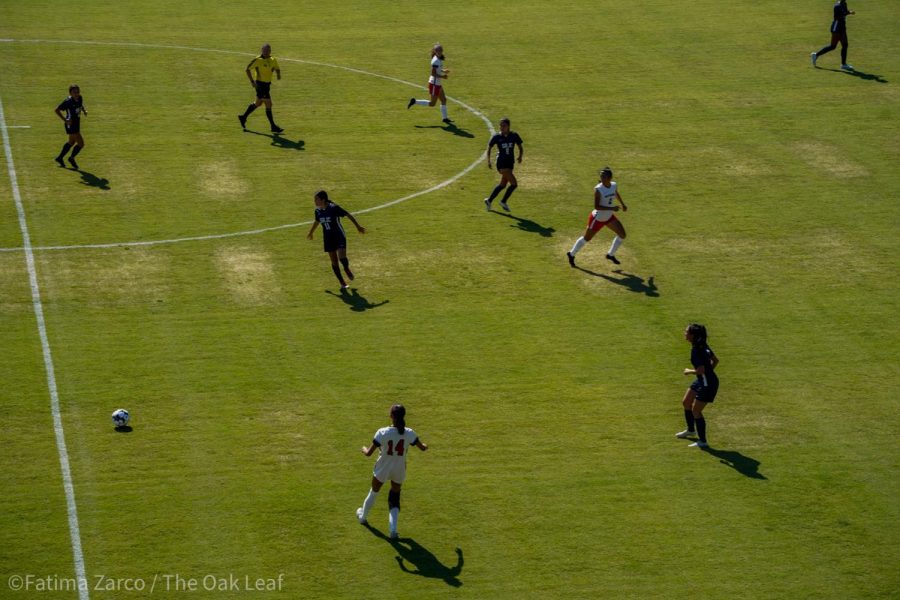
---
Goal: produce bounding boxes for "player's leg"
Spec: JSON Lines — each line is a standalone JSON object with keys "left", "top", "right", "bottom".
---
{"left": 240, "top": 97, "right": 263, "bottom": 128}
{"left": 262, "top": 97, "right": 282, "bottom": 133}
{"left": 500, "top": 169, "right": 518, "bottom": 210}
{"left": 67, "top": 133, "right": 84, "bottom": 169}
{"left": 676, "top": 388, "right": 698, "bottom": 438}
{"left": 388, "top": 481, "right": 403, "bottom": 538}
{"left": 689, "top": 399, "right": 709, "bottom": 447}
{"left": 337, "top": 247, "right": 354, "bottom": 281}
{"left": 56, "top": 132, "right": 77, "bottom": 166}
{"left": 357, "top": 475, "right": 385, "bottom": 524}
{"left": 839, "top": 31, "right": 851, "bottom": 69}
{"left": 605, "top": 217, "right": 626, "bottom": 264}
{"left": 816, "top": 32, "right": 840, "bottom": 60}
{"left": 569, "top": 220, "right": 599, "bottom": 258}
{"left": 328, "top": 250, "right": 347, "bottom": 288}
{"left": 439, "top": 87, "right": 450, "bottom": 122}
{"left": 485, "top": 169, "right": 508, "bottom": 209}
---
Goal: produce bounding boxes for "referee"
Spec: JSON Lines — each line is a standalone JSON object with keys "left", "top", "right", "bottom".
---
{"left": 238, "top": 44, "right": 284, "bottom": 133}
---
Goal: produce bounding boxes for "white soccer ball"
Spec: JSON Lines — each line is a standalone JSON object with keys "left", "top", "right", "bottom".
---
{"left": 111, "top": 408, "right": 130, "bottom": 428}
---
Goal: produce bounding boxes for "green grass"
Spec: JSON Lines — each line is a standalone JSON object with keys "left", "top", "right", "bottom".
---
{"left": 1, "top": 1, "right": 898, "bottom": 598}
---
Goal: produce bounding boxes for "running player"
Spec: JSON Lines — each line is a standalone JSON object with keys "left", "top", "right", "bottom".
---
{"left": 675, "top": 323, "right": 720, "bottom": 448}
{"left": 566, "top": 167, "right": 628, "bottom": 267}
{"left": 357, "top": 404, "right": 428, "bottom": 539}
{"left": 54, "top": 84, "right": 87, "bottom": 169}
{"left": 484, "top": 118, "right": 524, "bottom": 212}
{"left": 406, "top": 44, "right": 452, "bottom": 124}
{"left": 238, "top": 44, "right": 284, "bottom": 133}
{"left": 306, "top": 190, "right": 366, "bottom": 289}
{"left": 811, "top": 1, "right": 855, "bottom": 71}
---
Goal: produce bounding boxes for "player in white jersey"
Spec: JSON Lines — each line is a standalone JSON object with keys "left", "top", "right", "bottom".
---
{"left": 357, "top": 404, "right": 428, "bottom": 539}
{"left": 567, "top": 166, "right": 629, "bottom": 267}
{"left": 407, "top": 43, "right": 452, "bottom": 123}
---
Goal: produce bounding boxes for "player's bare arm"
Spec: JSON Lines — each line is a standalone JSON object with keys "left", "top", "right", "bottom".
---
{"left": 616, "top": 191, "right": 627, "bottom": 211}
{"left": 347, "top": 214, "right": 366, "bottom": 234}
{"left": 361, "top": 443, "right": 378, "bottom": 456}
{"left": 306, "top": 221, "right": 319, "bottom": 239}
{"left": 413, "top": 439, "right": 428, "bottom": 451}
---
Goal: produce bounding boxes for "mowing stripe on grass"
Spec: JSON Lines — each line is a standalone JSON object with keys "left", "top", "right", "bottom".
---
{"left": 0, "top": 96, "right": 89, "bottom": 600}
{"left": 0, "top": 38, "right": 495, "bottom": 253}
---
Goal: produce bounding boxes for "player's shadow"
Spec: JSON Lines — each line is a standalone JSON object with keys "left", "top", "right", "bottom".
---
{"left": 702, "top": 446, "right": 766, "bottom": 480}
{"left": 76, "top": 170, "right": 111, "bottom": 190}
{"left": 325, "top": 287, "right": 389, "bottom": 312}
{"left": 414, "top": 123, "right": 475, "bottom": 138}
{"left": 491, "top": 211, "right": 555, "bottom": 237}
{"left": 576, "top": 267, "right": 659, "bottom": 297}
{"left": 818, "top": 66, "right": 888, "bottom": 83}
{"left": 365, "top": 524, "right": 463, "bottom": 587}
{"left": 244, "top": 130, "right": 305, "bottom": 150}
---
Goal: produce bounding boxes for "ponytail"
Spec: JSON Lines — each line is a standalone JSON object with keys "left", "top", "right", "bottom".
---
{"left": 390, "top": 404, "right": 407, "bottom": 433}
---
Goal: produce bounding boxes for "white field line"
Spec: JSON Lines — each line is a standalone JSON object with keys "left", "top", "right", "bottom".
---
{"left": 0, "top": 39, "right": 495, "bottom": 253}
{"left": 0, "top": 97, "right": 89, "bottom": 599}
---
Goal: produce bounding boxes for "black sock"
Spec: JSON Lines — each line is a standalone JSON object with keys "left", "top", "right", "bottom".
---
{"left": 242, "top": 104, "right": 257, "bottom": 118}
{"left": 684, "top": 410, "right": 695, "bottom": 432}
{"left": 501, "top": 184, "right": 518, "bottom": 202}
{"left": 265, "top": 109, "right": 276, "bottom": 126}
{"left": 340, "top": 257, "right": 352, "bottom": 275}
{"left": 841, "top": 46, "right": 848, "bottom": 64}
{"left": 696, "top": 417, "right": 707, "bottom": 443}
{"left": 331, "top": 264, "right": 346, "bottom": 286}
{"left": 57, "top": 143, "right": 72, "bottom": 159}
{"left": 816, "top": 45, "right": 835, "bottom": 57}
{"left": 70, "top": 145, "right": 82, "bottom": 158}
{"left": 487, "top": 184, "right": 505, "bottom": 202}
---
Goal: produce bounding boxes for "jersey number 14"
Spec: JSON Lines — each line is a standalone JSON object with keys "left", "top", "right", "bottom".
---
{"left": 386, "top": 440, "right": 405, "bottom": 456}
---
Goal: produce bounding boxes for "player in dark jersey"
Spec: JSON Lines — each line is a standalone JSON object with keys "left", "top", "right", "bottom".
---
{"left": 484, "top": 118, "right": 524, "bottom": 212}
{"left": 306, "top": 190, "right": 366, "bottom": 289}
{"left": 54, "top": 84, "right": 87, "bottom": 169}
{"left": 675, "top": 323, "right": 720, "bottom": 448}
{"left": 811, "top": 0, "right": 855, "bottom": 71}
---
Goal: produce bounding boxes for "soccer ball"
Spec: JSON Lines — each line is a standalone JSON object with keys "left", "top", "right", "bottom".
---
{"left": 111, "top": 408, "right": 130, "bottom": 428}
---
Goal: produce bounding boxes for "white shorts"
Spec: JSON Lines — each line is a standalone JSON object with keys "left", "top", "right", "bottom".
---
{"left": 373, "top": 458, "right": 407, "bottom": 484}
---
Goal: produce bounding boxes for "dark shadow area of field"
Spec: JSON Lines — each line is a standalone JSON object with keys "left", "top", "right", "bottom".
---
{"left": 817, "top": 66, "right": 888, "bottom": 83}
{"left": 576, "top": 267, "right": 659, "bottom": 297}
{"left": 703, "top": 447, "right": 766, "bottom": 479}
{"left": 76, "top": 170, "right": 111, "bottom": 190}
{"left": 490, "top": 210, "right": 555, "bottom": 237}
{"left": 244, "top": 130, "right": 306, "bottom": 150}
{"left": 325, "top": 288, "right": 389, "bottom": 312}
{"left": 414, "top": 122, "right": 475, "bottom": 138}
{"left": 364, "top": 524, "right": 463, "bottom": 587}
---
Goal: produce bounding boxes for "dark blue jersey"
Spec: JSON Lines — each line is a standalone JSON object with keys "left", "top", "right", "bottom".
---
{"left": 57, "top": 96, "right": 84, "bottom": 121}
{"left": 489, "top": 131, "right": 523, "bottom": 160}
{"left": 831, "top": 1, "right": 850, "bottom": 32}
{"left": 314, "top": 202, "right": 349, "bottom": 237}
{"left": 691, "top": 344, "right": 718, "bottom": 386}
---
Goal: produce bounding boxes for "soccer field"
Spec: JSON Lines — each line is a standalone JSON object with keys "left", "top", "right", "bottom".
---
{"left": 1, "top": 1, "right": 898, "bottom": 598}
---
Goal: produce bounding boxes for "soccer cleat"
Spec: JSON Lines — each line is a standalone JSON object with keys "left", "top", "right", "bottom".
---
{"left": 341, "top": 283, "right": 350, "bottom": 290}
{"left": 605, "top": 254, "right": 620, "bottom": 265}
{"left": 67, "top": 157, "right": 79, "bottom": 170}
{"left": 356, "top": 508, "right": 367, "bottom": 525}
{"left": 442, "top": 118, "right": 453, "bottom": 124}
{"left": 238, "top": 114, "right": 247, "bottom": 129}
{"left": 389, "top": 531, "right": 399, "bottom": 540}
{"left": 567, "top": 252, "right": 576, "bottom": 267}
{"left": 484, "top": 198, "right": 492, "bottom": 212}
{"left": 500, "top": 200, "right": 510, "bottom": 212}
{"left": 675, "top": 430, "right": 697, "bottom": 439}
{"left": 345, "top": 269, "right": 355, "bottom": 281}
{"left": 54, "top": 156, "right": 65, "bottom": 167}
{"left": 407, "top": 97, "right": 415, "bottom": 109}
{"left": 688, "top": 441, "right": 709, "bottom": 448}
{"left": 841, "top": 63, "right": 854, "bottom": 71}
{"left": 271, "top": 125, "right": 284, "bottom": 134}
{"left": 810, "top": 52, "right": 817, "bottom": 67}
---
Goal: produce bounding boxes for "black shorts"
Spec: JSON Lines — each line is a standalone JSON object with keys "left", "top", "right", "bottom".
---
{"left": 65, "top": 120, "right": 81, "bottom": 135}
{"left": 255, "top": 81, "right": 272, "bottom": 99}
{"left": 496, "top": 158, "right": 515, "bottom": 172}
{"left": 323, "top": 234, "right": 347, "bottom": 253}
{"left": 691, "top": 378, "right": 719, "bottom": 403}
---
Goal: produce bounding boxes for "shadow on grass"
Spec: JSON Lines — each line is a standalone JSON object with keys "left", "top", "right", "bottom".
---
{"left": 702, "top": 447, "right": 766, "bottom": 479}
{"left": 325, "top": 287, "right": 389, "bottom": 312}
{"left": 114, "top": 426, "right": 133, "bottom": 433}
{"left": 491, "top": 210, "right": 555, "bottom": 237}
{"left": 575, "top": 267, "right": 659, "bottom": 297}
{"left": 414, "top": 122, "right": 475, "bottom": 138}
{"left": 76, "top": 170, "right": 111, "bottom": 190}
{"left": 244, "top": 129, "right": 305, "bottom": 150}
{"left": 817, "top": 66, "right": 888, "bottom": 83}
{"left": 364, "top": 523, "right": 463, "bottom": 587}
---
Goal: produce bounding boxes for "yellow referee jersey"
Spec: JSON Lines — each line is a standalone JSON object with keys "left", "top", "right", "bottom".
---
{"left": 246, "top": 56, "right": 280, "bottom": 83}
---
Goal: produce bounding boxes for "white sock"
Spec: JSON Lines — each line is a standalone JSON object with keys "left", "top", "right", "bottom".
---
{"left": 570, "top": 237, "right": 587, "bottom": 255}
{"left": 414, "top": 99, "right": 429, "bottom": 106}
{"left": 608, "top": 236, "right": 623, "bottom": 256}
{"left": 440, "top": 104, "right": 448, "bottom": 119}
{"left": 389, "top": 507, "right": 399, "bottom": 533}
{"left": 362, "top": 489, "right": 379, "bottom": 518}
